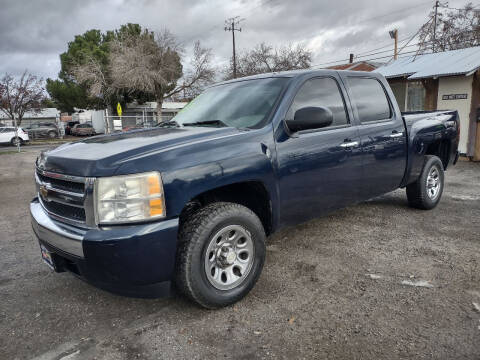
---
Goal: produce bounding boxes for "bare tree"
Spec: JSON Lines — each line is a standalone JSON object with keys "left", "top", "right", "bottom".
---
{"left": 108, "top": 30, "right": 215, "bottom": 120}
{"left": 71, "top": 55, "right": 109, "bottom": 100}
{"left": 0, "top": 71, "right": 45, "bottom": 126}
{"left": 418, "top": 2, "right": 480, "bottom": 54}
{"left": 225, "top": 42, "right": 312, "bottom": 79}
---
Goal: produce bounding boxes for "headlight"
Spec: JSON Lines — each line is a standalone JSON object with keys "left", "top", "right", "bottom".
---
{"left": 95, "top": 172, "right": 165, "bottom": 224}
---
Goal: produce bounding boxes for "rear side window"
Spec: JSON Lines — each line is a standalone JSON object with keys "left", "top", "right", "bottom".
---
{"left": 347, "top": 77, "right": 391, "bottom": 123}
{"left": 286, "top": 77, "right": 349, "bottom": 127}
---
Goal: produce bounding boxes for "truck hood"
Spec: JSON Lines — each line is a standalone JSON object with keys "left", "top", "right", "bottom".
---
{"left": 37, "top": 126, "right": 244, "bottom": 177}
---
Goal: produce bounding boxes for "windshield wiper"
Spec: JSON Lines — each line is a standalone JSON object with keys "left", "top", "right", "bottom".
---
{"left": 155, "top": 120, "right": 180, "bottom": 128}
{"left": 182, "top": 120, "right": 228, "bottom": 127}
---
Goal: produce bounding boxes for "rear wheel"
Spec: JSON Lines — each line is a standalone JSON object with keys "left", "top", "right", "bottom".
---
{"left": 11, "top": 137, "right": 22, "bottom": 146}
{"left": 176, "top": 202, "right": 266, "bottom": 309}
{"left": 406, "top": 155, "right": 444, "bottom": 210}
{"left": 47, "top": 130, "right": 57, "bottom": 138}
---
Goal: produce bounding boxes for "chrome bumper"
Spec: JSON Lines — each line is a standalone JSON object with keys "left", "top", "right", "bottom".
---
{"left": 30, "top": 199, "right": 86, "bottom": 258}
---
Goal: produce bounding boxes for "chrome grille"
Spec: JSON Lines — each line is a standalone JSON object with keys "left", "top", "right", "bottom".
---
{"left": 35, "top": 169, "right": 95, "bottom": 227}
{"left": 40, "top": 200, "right": 86, "bottom": 222}
{"left": 36, "top": 172, "right": 85, "bottom": 193}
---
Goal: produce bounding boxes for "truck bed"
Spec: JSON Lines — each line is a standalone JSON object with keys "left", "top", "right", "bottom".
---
{"left": 401, "top": 110, "right": 460, "bottom": 186}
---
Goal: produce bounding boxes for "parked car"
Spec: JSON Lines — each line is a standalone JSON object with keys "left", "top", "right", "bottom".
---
{"left": 122, "top": 124, "right": 145, "bottom": 132}
{"left": 71, "top": 123, "right": 95, "bottom": 136}
{"left": 0, "top": 127, "right": 29, "bottom": 146}
{"left": 25, "top": 122, "right": 59, "bottom": 139}
{"left": 65, "top": 121, "right": 80, "bottom": 135}
{"left": 31, "top": 70, "right": 459, "bottom": 308}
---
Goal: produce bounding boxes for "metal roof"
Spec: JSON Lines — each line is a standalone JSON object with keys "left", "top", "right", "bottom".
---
{"left": 0, "top": 107, "right": 59, "bottom": 119}
{"left": 376, "top": 46, "right": 480, "bottom": 80}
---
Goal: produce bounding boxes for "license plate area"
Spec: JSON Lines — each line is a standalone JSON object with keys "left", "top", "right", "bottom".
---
{"left": 40, "top": 243, "right": 56, "bottom": 271}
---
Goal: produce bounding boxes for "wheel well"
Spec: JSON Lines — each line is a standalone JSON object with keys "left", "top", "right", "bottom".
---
{"left": 179, "top": 181, "right": 273, "bottom": 236}
{"left": 425, "top": 140, "right": 450, "bottom": 170}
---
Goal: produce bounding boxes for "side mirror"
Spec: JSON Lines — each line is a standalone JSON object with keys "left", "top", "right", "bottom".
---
{"left": 286, "top": 106, "right": 333, "bottom": 133}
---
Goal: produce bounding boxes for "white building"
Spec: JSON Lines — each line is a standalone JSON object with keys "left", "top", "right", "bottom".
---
{"left": 377, "top": 47, "right": 480, "bottom": 160}
{"left": 0, "top": 108, "right": 60, "bottom": 128}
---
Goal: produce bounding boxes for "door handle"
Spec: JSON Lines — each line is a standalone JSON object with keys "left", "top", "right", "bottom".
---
{"left": 340, "top": 141, "right": 359, "bottom": 148}
{"left": 389, "top": 132, "right": 404, "bottom": 138}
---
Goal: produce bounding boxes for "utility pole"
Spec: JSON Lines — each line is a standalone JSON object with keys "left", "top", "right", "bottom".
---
{"left": 225, "top": 17, "right": 243, "bottom": 79}
{"left": 389, "top": 29, "right": 398, "bottom": 60}
{"left": 432, "top": 0, "right": 439, "bottom": 53}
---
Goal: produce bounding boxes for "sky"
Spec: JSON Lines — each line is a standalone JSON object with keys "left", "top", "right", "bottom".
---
{"left": 0, "top": 0, "right": 473, "bottom": 80}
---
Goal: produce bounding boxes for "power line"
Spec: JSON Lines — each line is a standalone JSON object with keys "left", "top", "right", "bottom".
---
{"left": 352, "top": 0, "right": 433, "bottom": 25}
{"left": 399, "top": 17, "right": 433, "bottom": 53}
{"left": 438, "top": 4, "right": 480, "bottom": 11}
{"left": 355, "top": 34, "right": 413, "bottom": 56}
{"left": 311, "top": 25, "right": 479, "bottom": 69}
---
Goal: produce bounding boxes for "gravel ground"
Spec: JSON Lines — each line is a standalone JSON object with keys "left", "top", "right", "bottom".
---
{"left": 1, "top": 147, "right": 479, "bottom": 360}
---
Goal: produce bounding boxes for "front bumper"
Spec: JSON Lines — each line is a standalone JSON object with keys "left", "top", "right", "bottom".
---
{"left": 30, "top": 198, "right": 179, "bottom": 297}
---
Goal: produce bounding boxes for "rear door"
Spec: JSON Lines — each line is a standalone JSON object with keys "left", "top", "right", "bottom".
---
{"left": 340, "top": 75, "right": 407, "bottom": 199}
{"left": 275, "top": 75, "right": 362, "bottom": 225}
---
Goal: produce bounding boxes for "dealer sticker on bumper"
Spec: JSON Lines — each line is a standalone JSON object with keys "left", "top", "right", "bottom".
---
{"left": 40, "top": 244, "right": 55, "bottom": 270}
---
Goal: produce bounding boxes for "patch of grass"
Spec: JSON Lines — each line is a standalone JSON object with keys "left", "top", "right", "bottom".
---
{"left": 0, "top": 150, "right": 26, "bottom": 155}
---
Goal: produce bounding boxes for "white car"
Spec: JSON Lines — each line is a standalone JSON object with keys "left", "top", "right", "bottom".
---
{"left": 0, "top": 127, "right": 29, "bottom": 146}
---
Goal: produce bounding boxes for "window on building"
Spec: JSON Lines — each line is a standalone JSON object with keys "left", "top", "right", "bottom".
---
{"left": 390, "top": 82, "right": 406, "bottom": 112}
{"left": 347, "top": 77, "right": 391, "bottom": 122}
{"left": 406, "top": 81, "right": 426, "bottom": 111}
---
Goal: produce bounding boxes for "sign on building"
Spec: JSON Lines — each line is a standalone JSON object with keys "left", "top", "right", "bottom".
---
{"left": 442, "top": 94, "right": 468, "bottom": 100}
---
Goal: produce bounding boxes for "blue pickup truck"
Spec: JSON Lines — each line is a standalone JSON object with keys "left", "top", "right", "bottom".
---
{"left": 31, "top": 70, "right": 459, "bottom": 308}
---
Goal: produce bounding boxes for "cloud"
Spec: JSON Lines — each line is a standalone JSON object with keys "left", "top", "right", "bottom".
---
{"left": 0, "top": 0, "right": 469, "bottom": 79}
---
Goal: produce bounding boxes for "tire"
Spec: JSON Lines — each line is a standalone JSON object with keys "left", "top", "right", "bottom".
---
{"left": 10, "top": 137, "right": 22, "bottom": 146}
{"left": 406, "top": 155, "right": 444, "bottom": 210}
{"left": 176, "top": 202, "right": 266, "bottom": 309}
{"left": 47, "top": 131, "right": 57, "bottom": 138}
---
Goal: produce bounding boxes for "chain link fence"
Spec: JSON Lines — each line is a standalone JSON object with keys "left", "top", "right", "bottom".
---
{"left": 104, "top": 113, "right": 175, "bottom": 133}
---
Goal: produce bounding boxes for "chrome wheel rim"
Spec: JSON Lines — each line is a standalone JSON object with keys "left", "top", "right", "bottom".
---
{"left": 204, "top": 224, "right": 254, "bottom": 290}
{"left": 426, "top": 165, "right": 441, "bottom": 200}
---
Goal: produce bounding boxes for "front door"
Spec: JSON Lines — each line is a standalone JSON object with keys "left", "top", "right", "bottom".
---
{"left": 0, "top": 128, "right": 11, "bottom": 143}
{"left": 275, "top": 76, "right": 362, "bottom": 226}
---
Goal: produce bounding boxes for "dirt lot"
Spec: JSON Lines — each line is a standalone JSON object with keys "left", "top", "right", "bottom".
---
{"left": 1, "top": 147, "right": 479, "bottom": 360}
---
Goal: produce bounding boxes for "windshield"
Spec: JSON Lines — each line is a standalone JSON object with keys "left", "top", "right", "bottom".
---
{"left": 173, "top": 77, "right": 289, "bottom": 129}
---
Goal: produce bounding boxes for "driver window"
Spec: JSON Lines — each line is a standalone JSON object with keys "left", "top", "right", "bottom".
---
{"left": 286, "top": 77, "right": 349, "bottom": 127}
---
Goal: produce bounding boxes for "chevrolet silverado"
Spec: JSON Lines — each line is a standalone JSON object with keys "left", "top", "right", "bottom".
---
{"left": 31, "top": 70, "right": 459, "bottom": 308}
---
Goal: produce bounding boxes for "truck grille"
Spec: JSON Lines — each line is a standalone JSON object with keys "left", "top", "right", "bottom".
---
{"left": 36, "top": 169, "right": 92, "bottom": 227}
{"left": 40, "top": 200, "right": 86, "bottom": 222}
{"left": 36, "top": 172, "right": 85, "bottom": 193}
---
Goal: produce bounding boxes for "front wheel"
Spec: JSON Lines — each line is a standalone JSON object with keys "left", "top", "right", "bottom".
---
{"left": 406, "top": 155, "right": 444, "bottom": 210}
{"left": 47, "top": 131, "right": 57, "bottom": 138}
{"left": 176, "top": 202, "right": 266, "bottom": 309}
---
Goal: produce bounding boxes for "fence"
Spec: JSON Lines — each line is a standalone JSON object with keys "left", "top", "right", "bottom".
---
{"left": 104, "top": 112, "right": 175, "bottom": 133}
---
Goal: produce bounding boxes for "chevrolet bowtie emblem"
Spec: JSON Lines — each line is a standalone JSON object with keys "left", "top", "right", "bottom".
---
{"left": 39, "top": 185, "right": 49, "bottom": 201}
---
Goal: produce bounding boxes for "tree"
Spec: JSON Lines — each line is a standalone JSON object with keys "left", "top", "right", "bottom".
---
{"left": 0, "top": 71, "right": 45, "bottom": 125}
{"left": 225, "top": 42, "right": 312, "bottom": 79}
{"left": 418, "top": 2, "right": 480, "bottom": 53}
{"left": 75, "top": 29, "right": 215, "bottom": 120}
{"left": 47, "top": 24, "right": 148, "bottom": 112}
{"left": 46, "top": 79, "right": 96, "bottom": 113}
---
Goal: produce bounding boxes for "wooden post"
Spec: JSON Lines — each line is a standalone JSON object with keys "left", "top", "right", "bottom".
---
{"left": 394, "top": 30, "right": 398, "bottom": 60}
